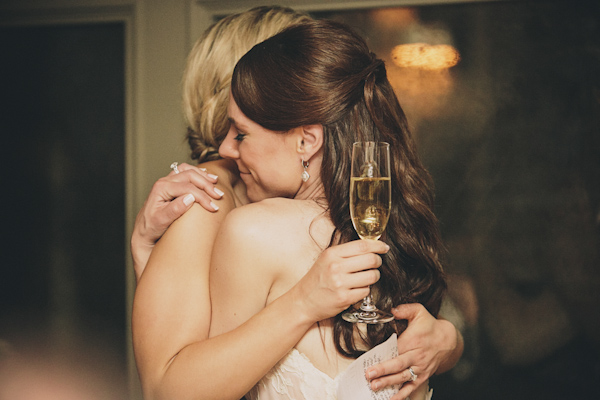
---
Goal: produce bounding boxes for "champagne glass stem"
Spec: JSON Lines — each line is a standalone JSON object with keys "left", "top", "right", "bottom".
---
{"left": 360, "top": 291, "right": 376, "bottom": 312}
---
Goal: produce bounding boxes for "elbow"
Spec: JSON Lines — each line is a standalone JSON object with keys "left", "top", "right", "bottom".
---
{"left": 136, "top": 354, "right": 180, "bottom": 400}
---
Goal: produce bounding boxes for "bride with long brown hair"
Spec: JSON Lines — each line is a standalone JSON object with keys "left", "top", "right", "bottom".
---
{"left": 210, "top": 19, "right": 447, "bottom": 399}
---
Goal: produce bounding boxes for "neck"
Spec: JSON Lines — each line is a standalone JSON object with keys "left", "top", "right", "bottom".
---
{"left": 294, "top": 177, "right": 326, "bottom": 201}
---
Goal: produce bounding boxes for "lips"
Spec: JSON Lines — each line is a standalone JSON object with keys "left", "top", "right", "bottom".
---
{"left": 238, "top": 170, "right": 252, "bottom": 181}
{"left": 236, "top": 163, "right": 250, "bottom": 176}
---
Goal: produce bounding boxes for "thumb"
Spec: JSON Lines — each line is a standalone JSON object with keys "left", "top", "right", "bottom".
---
{"left": 391, "top": 303, "right": 424, "bottom": 322}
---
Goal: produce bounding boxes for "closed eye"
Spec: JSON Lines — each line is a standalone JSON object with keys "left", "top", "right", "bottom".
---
{"left": 234, "top": 133, "right": 246, "bottom": 141}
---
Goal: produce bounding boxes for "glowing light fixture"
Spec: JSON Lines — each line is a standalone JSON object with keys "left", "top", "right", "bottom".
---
{"left": 391, "top": 43, "right": 460, "bottom": 70}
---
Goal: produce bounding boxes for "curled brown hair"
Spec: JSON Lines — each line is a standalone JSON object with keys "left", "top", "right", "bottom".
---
{"left": 231, "top": 19, "right": 447, "bottom": 357}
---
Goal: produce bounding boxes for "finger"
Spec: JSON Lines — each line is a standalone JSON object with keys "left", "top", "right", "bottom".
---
{"left": 157, "top": 176, "right": 223, "bottom": 204}
{"left": 345, "top": 286, "right": 373, "bottom": 306}
{"left": 338, "top": 252, "right": 383, "bottom": 274}
{"left": 369, "top": 368, "right": 415, "bottom": 393}
{"left": 164, "top": 167, "right": 223, "bottom": 199}
{"left": 391, "top": 303, "right": 425, "bottom": 321}
{"left": 185, "top": 172, "right": 223, "bottom": 199}
{"left": 344, "top": 268, "right": 381, "bottom": 289}
{"left": 166, "top": 163, "right": 218, "bottom": 187}
{"left": 189, "top": 192, "right": 220, "bottom": 212}
{"left": 366, "top": 355, "right": 411, "bottom": 382}
{"left": 177, "top": 163, "right": 219, "bottom": 183}
{"left": 334, "top": 239, "right": 390, "bottom": 258}
{"left": 393, "top": 380, "right": 420, "bottom": 400}
{"left": 159, "top": 194, "right": 198, "bottom": 223}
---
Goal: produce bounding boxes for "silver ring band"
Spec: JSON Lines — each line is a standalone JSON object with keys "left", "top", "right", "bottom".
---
{"left": 170, "top": 162, "right": 180, "bottom": 174}
{"left": 409, "top": 367, "right": 417, "bottom": 382}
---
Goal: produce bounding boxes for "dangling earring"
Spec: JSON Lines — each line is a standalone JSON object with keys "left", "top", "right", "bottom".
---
{"left": 301, "top": 159, "right": 310, "bottom": 182}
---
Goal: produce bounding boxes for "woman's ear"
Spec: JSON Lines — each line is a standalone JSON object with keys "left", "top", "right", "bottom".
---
{"left": 297, "top": 124, "right": 323, "bottom": 160}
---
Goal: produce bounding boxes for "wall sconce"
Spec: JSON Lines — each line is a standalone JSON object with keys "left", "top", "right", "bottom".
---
{"left": 391, "top": 43, "right": 460, "bottom": 70}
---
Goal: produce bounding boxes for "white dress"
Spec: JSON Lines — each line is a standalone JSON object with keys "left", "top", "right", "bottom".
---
{"left": 246, "top": 348, "right": 433, "bottom": 400}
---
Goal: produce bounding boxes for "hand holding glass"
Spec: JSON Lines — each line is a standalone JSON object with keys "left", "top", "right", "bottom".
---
{"left": 342, "top": 141, "right": 394, "bottom": 324}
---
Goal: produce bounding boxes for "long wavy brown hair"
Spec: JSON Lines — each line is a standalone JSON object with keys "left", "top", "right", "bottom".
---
{"left": 231, "top": 19, "right": 447, "bottom": 358}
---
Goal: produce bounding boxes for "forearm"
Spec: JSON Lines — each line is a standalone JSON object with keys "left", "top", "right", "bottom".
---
{"left": 130, "top": 229, "right": 153, "bottom": 282}
{"left": 153, "top": 287, "right": 314, "bottom": 400}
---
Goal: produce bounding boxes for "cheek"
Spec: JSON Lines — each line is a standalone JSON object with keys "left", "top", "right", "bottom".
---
{"left": 260, "top": 158, "right": 302, "bottom": 195}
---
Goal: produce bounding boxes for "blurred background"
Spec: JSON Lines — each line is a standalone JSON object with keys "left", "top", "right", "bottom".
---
{"left": 1, "top": 0, "right": 599, "bottom": 399}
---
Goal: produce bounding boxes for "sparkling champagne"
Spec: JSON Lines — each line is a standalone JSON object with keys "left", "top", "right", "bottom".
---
{"left": 342, "top": 141, "right": 394, "bottom": 324}
{"left": 350, "top": 176, "right": 391, "bottom": 240}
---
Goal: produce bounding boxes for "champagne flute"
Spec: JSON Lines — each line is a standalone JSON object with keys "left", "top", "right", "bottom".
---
{"left": 342, "top": 141, "right": 394, "bottom": 324}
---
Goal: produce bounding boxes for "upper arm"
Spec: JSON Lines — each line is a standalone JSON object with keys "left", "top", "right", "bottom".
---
{"left": 208, "top": 204, "right": 283, "bottom": 338}
{"left": 132, "top": 197, "right": 235, "bottom": 392}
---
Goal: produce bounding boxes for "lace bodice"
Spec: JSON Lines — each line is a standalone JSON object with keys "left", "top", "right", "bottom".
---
{"left": 246, "top": 349, "right": 339, "bottom": 400}
{"left": 246, "top": 348, "right": 433, "bottom": 400}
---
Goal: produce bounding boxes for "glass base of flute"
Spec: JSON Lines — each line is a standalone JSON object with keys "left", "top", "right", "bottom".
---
{"left": 342, "top": 291, "right": 394, "bottom": 324}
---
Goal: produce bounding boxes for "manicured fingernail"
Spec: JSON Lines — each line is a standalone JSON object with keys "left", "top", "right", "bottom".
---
{"left": 366, "top": 370, "right": 375, "bottom": 380}
{"left": 371, "top": 381, "right": 379, "bottom": 391}
{"left": 199, "top": 167, "right": 207, "bottom": 172}
{"left": 208, "top": 173, "right": 218, "bottom": 180}
{"left": 214, "top": 187, "right": 224, "bottom": 197}
{"left": 183, "top": 194, "right": 195, "bottom": 206}
{"left": 210, "top": 201, "right": 219, "bottom": 211}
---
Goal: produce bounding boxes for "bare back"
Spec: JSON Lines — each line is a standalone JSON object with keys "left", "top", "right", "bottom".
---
{"left": 209, "top": 197, "right": 355, "bottom": 379}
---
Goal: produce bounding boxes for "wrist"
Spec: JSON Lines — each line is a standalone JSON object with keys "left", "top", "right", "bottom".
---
{"left": 434, "top": 318, "right": 463, "bottom": 374}
{"left": 285, "top": 282, "right": 322, "bottom": 328}
{"left": 437, "top": 318, "right": 457, "bottom": 350}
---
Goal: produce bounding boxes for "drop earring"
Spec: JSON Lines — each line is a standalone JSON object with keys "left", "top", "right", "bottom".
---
{"left": 301, "top": 159, "right": 310, "bottom": 182}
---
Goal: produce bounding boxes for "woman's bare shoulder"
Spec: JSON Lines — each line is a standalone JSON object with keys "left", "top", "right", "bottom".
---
{"left": 219, "top": 198, "right": 328, "bottom": 251}
{"left": 226, "top": 198, "right": 316, "bottom": 227}
{"left": 218, "top": 200, "right": 288, "bottom": 239}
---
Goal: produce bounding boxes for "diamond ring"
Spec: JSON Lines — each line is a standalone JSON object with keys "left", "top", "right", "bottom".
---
{"left": 408, "top": 367, "right": 417, "bottom": 382}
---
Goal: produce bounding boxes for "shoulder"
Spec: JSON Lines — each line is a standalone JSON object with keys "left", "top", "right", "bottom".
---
{"left": 217, "top": 198, "right": 328, "bottom": 254}
{"left": 222, "top": 198, "right": 313, "bottom": 235}
{"left": 217, "top": 199, "right": 293, "bottom": 247}
{"left": 165, "top": 194, "right": 235, "bottom": 252}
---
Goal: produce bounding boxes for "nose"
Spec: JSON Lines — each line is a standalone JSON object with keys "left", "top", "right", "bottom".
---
{"left": 218, "top": 126, "right": 240, "bottom": 160}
